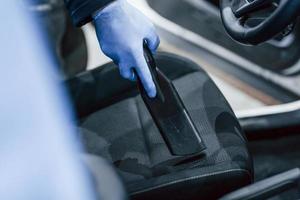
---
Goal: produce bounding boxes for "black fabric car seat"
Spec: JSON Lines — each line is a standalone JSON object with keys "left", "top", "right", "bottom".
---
{"left": 67, "top": 53, "right": 253, "bottom": 200}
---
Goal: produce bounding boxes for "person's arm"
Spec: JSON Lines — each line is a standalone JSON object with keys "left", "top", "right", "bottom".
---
{"left": 64, "top": 0, "right": 159, "bottom": 98}
{"left": 64, "top": 0, "right": 115, "bottom": 26}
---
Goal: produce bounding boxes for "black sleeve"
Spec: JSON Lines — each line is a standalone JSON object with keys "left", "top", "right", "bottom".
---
{"left": 64, "top": 0, "right": 115, "bottom": 27}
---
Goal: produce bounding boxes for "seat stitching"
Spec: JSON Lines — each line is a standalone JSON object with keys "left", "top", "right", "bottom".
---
{"left": 130, "top": 168, "right": 251, "bottom": 195}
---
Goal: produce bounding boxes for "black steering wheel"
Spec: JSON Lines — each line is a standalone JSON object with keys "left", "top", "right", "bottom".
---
{"left": 220, "top": 0, "right": 300, "bottom": 45}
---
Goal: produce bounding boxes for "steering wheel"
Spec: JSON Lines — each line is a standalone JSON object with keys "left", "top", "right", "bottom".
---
{"left": 220, "top": 0, "right": 300, "bottom": 45}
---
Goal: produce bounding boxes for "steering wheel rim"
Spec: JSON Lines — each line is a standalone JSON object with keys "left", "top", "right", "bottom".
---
{"left": 220, "top": 0, "right": 300, "bottom": 45}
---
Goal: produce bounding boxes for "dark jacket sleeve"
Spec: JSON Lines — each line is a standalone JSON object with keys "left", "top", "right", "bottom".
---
{"left": 64, "top": 0, "right": 115, "bottom": 27}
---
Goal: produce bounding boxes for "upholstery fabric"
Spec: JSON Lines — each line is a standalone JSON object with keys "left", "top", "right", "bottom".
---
{"left": 67, "top": 53, "right": 253, "bottom": 199}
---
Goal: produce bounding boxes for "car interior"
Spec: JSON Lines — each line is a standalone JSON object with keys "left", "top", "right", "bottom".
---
{"left": 63, "top": 0, "right": 300, "bottom": 199}
{"left": 146, "top": 0, "right": 300, "bottom": 102}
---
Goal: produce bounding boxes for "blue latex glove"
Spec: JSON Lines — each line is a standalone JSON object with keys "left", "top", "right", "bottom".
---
{"left": 93, "top": 0, "right": 160, "bottom": 98}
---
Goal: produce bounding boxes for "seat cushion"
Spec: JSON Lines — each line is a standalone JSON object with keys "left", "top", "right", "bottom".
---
{"left": 67, "top": 53, "right": 253, "bottom": 200}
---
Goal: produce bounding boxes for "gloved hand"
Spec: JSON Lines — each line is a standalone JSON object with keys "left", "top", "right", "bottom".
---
{"left": 93, "top": 0, "right": 160, "bottom": 98}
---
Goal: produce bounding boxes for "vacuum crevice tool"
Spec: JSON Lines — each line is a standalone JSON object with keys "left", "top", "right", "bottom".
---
{"left": 136, "top": 45, "right": 206, "bottom": 156}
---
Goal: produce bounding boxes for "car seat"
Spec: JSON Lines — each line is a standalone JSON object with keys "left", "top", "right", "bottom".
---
{"left": 67, "top": 52, "right": 253, "bottom": 200}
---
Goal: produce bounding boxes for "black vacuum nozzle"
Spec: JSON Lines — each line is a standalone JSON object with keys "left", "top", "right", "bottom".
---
{"left": 135, "top": 44, "right": 206, "bottom": 156}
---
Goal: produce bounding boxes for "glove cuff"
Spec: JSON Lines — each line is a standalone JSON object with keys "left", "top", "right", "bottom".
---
{"left": 93, "top": 0, "right": 127, "bottom": 20}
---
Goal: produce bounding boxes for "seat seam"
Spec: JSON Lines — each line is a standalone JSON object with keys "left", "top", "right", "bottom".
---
{"left": 134, "top": 97, "right": 152, "bottom": 165}
{"left": 130, "top": 168, "right": 252, "bottom": 196}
